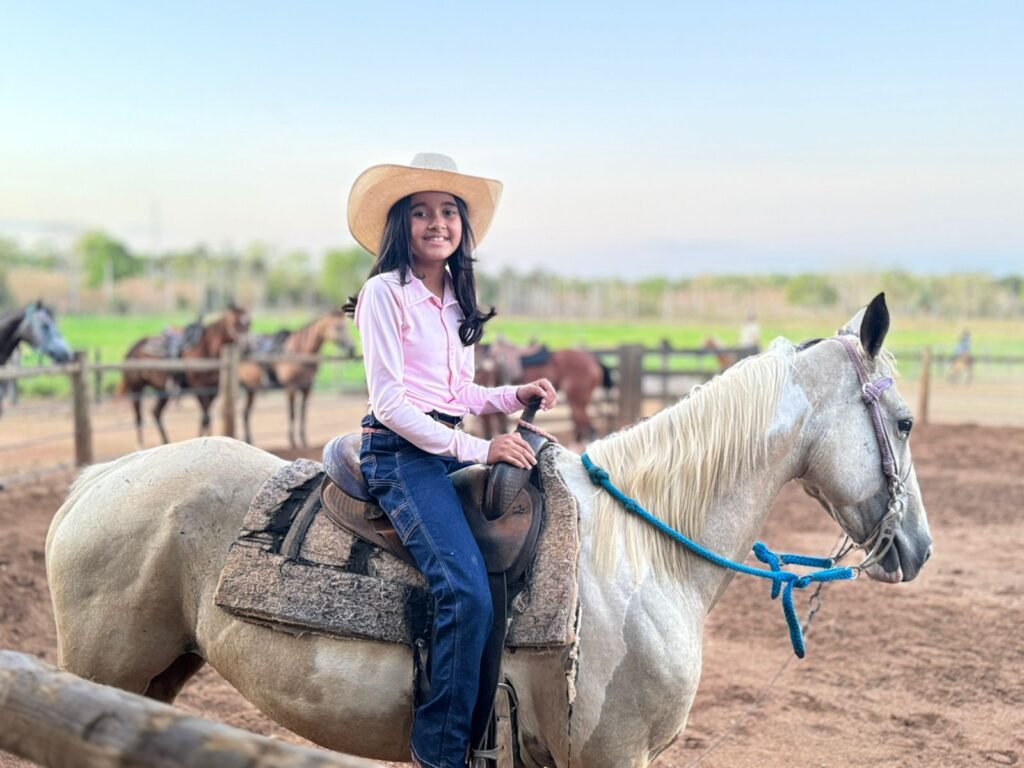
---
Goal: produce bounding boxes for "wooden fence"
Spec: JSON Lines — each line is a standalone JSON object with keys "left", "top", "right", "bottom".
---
{"left": 2, "top": 344, "right": 1018, "bottom": 470}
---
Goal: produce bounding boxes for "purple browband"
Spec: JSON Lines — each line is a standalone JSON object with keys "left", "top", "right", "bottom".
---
{"left": 834, "top": 335, "right": 897, "bottom": 481}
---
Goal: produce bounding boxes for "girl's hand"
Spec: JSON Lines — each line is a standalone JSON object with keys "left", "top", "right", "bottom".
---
{"left": 486, "top": 433, "right": 537, "bottom": 469}
{"left": 516, "top": 379, "right": 557, "bottom": 410}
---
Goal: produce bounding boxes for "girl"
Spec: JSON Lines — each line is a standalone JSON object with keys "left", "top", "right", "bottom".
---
{"left": 342, "top": 153, "right": 557, "bottom": 768}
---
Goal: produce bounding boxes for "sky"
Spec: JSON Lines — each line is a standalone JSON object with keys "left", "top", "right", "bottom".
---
{"left": 2, "top": 1, "right": 1022, "bottom": 278}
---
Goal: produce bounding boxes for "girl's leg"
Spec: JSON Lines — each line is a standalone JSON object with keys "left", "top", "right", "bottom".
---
{"left": 363, "top": 439, "right": 492, "bottom": 768}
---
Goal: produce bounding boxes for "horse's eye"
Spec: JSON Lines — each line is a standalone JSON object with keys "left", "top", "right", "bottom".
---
{"left": 897, "top": 418, "right": 913, "bottom": 436}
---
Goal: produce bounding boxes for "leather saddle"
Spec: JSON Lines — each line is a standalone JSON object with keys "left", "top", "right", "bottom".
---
{"left": 319, "top": 403, "right": 550, "bottom": 584}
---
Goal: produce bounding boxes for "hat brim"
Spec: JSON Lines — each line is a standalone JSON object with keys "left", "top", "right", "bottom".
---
{"left": 348, "top": 164, "right": 503, "bottom": 255}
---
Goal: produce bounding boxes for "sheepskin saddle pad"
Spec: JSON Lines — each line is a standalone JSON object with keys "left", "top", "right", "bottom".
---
{"left": 214, "top": 449, "right": 580, "bottom": 648}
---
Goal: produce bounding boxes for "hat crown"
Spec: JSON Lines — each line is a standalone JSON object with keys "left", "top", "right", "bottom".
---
{"left": 410, "top": 153, "right": 459, "bottom": 173}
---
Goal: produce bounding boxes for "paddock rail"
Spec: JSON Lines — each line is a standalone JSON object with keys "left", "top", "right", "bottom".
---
{"left": 0, "top": 650, "right": 381, "bottom": 768}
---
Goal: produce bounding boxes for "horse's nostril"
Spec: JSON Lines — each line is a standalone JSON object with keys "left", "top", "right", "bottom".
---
{"left": 924, "top": 545, "right": 933, "bottom": 563}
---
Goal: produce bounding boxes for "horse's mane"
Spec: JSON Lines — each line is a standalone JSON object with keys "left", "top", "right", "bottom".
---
{"left": 584, "top": 340, "right": 797, "bottom": 581}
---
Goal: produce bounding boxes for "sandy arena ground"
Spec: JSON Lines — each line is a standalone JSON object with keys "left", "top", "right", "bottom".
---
{"left": 1, "top": 422, "right": 1022, "bottom": 767}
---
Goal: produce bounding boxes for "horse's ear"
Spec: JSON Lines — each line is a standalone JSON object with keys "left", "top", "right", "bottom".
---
{"left": 859, "top": 293, "right": 889, "bottom": 359}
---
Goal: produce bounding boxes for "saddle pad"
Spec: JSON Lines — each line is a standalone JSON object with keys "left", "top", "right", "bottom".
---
{"left": 214, "top": 450, "right": 581, "bottom": 648}
{"left": 139, "top": 336, "right": 171, "bottom": 358}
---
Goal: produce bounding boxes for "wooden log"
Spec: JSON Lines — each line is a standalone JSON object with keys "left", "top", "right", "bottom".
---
{"left": 0, "top": 650, "right": 380, "bottom": 768}
{"left": 70, "top": 350, "right": 93, "bottom": 467}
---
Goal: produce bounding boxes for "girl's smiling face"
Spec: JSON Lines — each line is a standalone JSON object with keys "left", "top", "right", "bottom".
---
{"left": 408, "top": 191, "right": 462, "bottom": 268}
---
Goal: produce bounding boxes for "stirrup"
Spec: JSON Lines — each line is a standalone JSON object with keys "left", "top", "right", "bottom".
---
{"left": 469, "top": 682, "right": 518, "bottom": 768}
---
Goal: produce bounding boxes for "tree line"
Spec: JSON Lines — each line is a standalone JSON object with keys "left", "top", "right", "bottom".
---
{"left": 1, "top": 232, "right": 1020, "bottom": 320}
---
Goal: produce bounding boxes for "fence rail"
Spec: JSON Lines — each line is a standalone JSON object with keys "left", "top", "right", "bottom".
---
{"left": 0, "top": 343, "right": 1020, "bottom": 473}
{"left": 0, "top": 650, "right": 379, "bottom": 768}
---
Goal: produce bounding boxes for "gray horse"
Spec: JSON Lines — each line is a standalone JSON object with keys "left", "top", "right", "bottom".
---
{"left": 46, "top": 295, "right": 931, "bottom": 767}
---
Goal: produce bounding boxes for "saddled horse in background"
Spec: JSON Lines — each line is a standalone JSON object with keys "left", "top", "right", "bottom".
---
{"left": 47, "top": 295, "right": 933, "bottom": 767}
{"left": 119, "top": 305, "right": 251, "bottom": 446}
{"left": 238, "top": 309, "right": 356, "bottom": 448}
{"left": 0, "top": 301, "right": 73, "bottom": 416}
{"left": 477, "top": 339, "right": 612, "bottom": 442}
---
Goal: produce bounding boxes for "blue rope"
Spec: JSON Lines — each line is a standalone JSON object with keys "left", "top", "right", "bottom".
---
{"left": 581, "top": 453, "right": 854, "bottom": 658}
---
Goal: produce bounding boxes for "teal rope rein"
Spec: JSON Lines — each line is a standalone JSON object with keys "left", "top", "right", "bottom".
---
{"left": 581, "top": 453, "right": 855, "bottom": 658}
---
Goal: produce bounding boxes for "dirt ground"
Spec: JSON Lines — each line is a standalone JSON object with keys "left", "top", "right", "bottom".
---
{"left": 1, "top": 424, "right": 1022, "bottom": 767}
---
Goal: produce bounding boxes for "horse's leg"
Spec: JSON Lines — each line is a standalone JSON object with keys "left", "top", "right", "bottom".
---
{"left": 299, "top": 388, "right": 310, "bottom": 448}
{"left": 243, "top": 389, "right": 255, "bottom": 444}
{"left": 566, "top": 381, "right": 596, "bottom": 443}
{"left": 198, "top": 394, "right": 214, "bottom": 436}
{"left": 132, "top": 392, "right": 145, "bottom": 448}
{"left": 287, "top": 390, "right": 297, "bottom": 449}
{"left": 152, "top": 393, "right": 171, "bottom": 445}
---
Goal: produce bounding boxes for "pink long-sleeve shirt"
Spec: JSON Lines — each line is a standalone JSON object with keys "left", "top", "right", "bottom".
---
{"left": 354, "top": 269, "right": 522, "bottom": 464}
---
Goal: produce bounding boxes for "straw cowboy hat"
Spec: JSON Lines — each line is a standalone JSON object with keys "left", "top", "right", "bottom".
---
{"left": 347, "top": 153, "right": 503, "bottom": 255}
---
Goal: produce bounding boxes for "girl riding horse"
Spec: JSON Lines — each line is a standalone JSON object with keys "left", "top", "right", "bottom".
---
{"left": 340, "top": 153, "right": 557, "bottom": 768}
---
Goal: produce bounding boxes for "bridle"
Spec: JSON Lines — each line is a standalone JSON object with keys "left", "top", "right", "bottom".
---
{"left": 831, "top": 334, "right": 910, "bottom": 573}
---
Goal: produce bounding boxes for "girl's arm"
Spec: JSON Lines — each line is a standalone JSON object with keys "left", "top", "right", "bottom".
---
{"left": 357, "top": 278, "right": 492, "bottom": 464}
{"left": 452, "top": 345, "right": 522, "bottom": 416}
{"left": 454, "top": 349, "right": 557, "bottom": 415}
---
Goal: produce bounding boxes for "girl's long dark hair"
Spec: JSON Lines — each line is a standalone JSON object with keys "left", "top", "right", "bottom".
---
{"left": 342, "top": 194, "right": 496, "bottom": 346}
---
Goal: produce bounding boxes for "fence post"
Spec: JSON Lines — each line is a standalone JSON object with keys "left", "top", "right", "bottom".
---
{"left": 221, "top": 344, "right": 239, "bottom": 438}
{"left": 70, "top": 350, "right": 93, "bottom": 466}
{"left": 918, "top": 346, "right": 931, "bottom": 426}
{"left": 617, "top": 344, "right": 644, "bottom": 428}
{"left": 658, "top": 339, "right": 673, "bottom": 408}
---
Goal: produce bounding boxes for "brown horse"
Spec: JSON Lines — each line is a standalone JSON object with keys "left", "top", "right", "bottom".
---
{"left": 477, "top": 339, "right": 611, "bottom": 442}
{"left": 238, "top": 309, "right": 356, "bottom": 448}
{"left": 119, "top": 305, "right": 251, "bottom": 447}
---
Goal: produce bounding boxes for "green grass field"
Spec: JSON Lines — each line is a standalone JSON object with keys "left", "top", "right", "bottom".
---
{"left": 9, "top": 311, "right": 1023, "bottom": 399}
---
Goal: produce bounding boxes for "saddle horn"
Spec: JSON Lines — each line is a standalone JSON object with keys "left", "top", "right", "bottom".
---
{"left": 484, "top": 397, "right": 547, "bottom": 521}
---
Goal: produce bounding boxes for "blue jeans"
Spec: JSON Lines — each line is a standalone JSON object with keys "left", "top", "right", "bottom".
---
{"left": 358, "top": 416, "right": 492, "bottom": 768}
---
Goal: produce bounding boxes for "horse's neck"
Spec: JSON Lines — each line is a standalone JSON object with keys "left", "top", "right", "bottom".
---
{"left": 0, "top": 311, "right": 25, "bottom": 364}
{"left": 291, "top": 320, "right": 326, "bottom": 354}
{"left": 200, "top": 322, "right": 227, "bottom": 355}
{"left": 590, "top": 376, "right": 811, "bottom": 615}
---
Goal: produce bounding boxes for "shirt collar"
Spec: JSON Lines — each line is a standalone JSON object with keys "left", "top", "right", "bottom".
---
{"left": 404, "top": 270, "right": 458, "bottom": 309}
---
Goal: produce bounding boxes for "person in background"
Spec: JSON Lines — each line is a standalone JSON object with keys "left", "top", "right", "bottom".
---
{"left": 949, "top": 328, "right": 973, "bottom": 384}
{"left": 739, "top": 311, "right": 761, "bottom": 353}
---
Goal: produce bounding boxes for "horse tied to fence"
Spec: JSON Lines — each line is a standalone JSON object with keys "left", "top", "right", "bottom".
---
{"left": 118, "top": 305, "right": 251, "bottom": 447}
{"left": 0, "top": 301, "right": 73, "bottom": 415}
{"left": 477, "top": 340, "right": 612, "bottom": 443}
{"left": 47, "top": 294, "right": 931, "bottom": 768}
{"left": 237, "top": 309, "right": 356, "bottom": 448}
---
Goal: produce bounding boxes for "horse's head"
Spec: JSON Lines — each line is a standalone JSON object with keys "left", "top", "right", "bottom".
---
{"left": 223, "top": 304, "right": 252, "bottom": 344}
{"left": 794, "top": 293, "right": 932, "bottom": 583}
{"left": 325, "top": 310, "right": 356, "bottom": 357}
{"left": 19, "top": 301, "right": 73, "bottom": 363}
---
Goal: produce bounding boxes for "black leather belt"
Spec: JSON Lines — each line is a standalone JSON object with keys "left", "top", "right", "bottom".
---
{"left": 426, "top": 410, "right": 464, "bottom": 430}
{"left": 367, "top": 410, "right": 464, "bottom": 430}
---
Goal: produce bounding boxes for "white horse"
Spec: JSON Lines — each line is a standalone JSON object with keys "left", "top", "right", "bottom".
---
{"left": 46, "top": 295, "right": 932, "bottom": 768}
